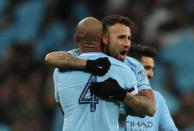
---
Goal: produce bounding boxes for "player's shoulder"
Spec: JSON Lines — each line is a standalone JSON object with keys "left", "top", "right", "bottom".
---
{"left": 153, "top": 90, "right": 163, "bottom": 97}
{"left": 153, "top": 90, "right": 166, "bottom": 102}
{"left": 125, "top": 56, "right": 139, "bottom": 63}
{"left": 53, "top": 68, "right": 60, "bottom": 83}
{"left": 78, "top": 52, "right": 109, "bottom": 60}
{"left": 124, "top": 56, "right": 146, "bottom": 75}
{"left": 124, "top": 56, "right": 143, "bottom": 68}
{"left": 53, "top": 68, "right": 64, "bottom": 78}
{"left": 53, "top": 68, "right": 59, "bottom": 74}
{"left": 53, "top": 68, "right": 70, "bottom": 76}
{"left": 80, "top": 52, "right": 128, "bottom": 68}
{"left": 108, "top": 56, "right": 131, "bottom": 69}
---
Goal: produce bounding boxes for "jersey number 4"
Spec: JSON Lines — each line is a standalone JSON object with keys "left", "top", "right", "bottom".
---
{"left": 79, "top": 75, "right": 99, "bottom": 112}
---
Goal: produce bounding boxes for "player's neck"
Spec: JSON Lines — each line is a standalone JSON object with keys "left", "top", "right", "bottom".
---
{"left": 102, "top": 45, "right": 108, "bottom": 54}
{"left": 79, "top": 44, "right": 103, "bottom": 53}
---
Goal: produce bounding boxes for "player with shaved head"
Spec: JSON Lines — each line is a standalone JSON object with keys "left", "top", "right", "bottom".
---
{"left": 53, "top": 17, "right": 138, "bottom": 131}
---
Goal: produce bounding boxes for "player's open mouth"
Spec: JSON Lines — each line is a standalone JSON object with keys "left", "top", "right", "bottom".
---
{"left": 120, "top": 50, "right": 128, "bottom": 59}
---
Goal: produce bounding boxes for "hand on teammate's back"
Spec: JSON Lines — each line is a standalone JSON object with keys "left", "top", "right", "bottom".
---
{"left": 90, "top": 78, "right": 127, "bottom": 101}
{"left": 86, "top": 57, "right": 111, "bottom": 76}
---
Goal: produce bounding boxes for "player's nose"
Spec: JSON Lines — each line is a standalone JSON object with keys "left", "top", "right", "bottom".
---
{"left": 148, "top": 70, "right": 154, "bottom": 79}
{"left": 123, "top": 40, "right": 131, "bottom": 49}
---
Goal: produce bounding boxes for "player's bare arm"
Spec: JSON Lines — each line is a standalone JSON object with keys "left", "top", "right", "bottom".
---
{"left": 123, "top": 89, "right": 156, "bottom": 117}
{"left": 45, "top": 51, "right": 87, "bottom": 70}
{"left": 45, "top": 51, "right": 111, "bottom": 76}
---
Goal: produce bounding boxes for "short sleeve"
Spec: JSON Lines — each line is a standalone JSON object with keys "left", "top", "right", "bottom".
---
{"left": 124, "top": 57, "right": 152, "bottom": 92}
{"left": 136, "top": 63, "right": 152, "bottom": 91}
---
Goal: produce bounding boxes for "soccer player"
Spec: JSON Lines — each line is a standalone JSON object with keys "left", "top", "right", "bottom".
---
{"left": 123, "top": 44, "right": 178, "bottom": 131}
{"left": 46, "top": 15, "right": 156, "bottom": 117}
{"left": 53, "top": 17, "right": 138, "bottom": 131}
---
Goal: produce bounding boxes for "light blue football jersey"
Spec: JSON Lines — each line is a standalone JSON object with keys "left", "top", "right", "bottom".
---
{"left": 68, "top": 49, "right": 151, "bottom": 92}
{"left": 122, "top": 91, "right": 178, "bottom": 131}
{"left": 68, "top": 49, "right": 153, "bottom": 130}
{"left": 53, "top": 52, "right": 137, "bottom": 131}
{"left": 117, "top": 56, "right": 152, "bottom": 129}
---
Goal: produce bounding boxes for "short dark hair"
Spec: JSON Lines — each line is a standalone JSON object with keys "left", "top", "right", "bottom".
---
{"left": 128, "top": 44, "right": 158, "bottom": 61}
{"left": 102, "top": 15, "right": 133, "bottom": 33}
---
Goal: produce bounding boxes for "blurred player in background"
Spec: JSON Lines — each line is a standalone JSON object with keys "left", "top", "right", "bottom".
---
{"left": 53, "top": 17, "right": 138, "bottom": 131}
{"left": 123, "top": 44, "right": 178, "bottom": 131}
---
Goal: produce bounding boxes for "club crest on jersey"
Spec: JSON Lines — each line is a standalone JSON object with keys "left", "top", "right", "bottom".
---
{"left": 138, "top": 70, "right": 147, "bottom": 79}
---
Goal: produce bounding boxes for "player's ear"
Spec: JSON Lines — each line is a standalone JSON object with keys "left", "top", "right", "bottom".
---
{"left": 75, "top": 34, "right": 79, "bottom": 42}
{"left": 102, "top": 33, "right": 108, "bottom": 45}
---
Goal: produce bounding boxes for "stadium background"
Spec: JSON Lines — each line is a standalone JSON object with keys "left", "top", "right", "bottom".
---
{"left": 0, "top": 0, "right": 194, "bottom": 130}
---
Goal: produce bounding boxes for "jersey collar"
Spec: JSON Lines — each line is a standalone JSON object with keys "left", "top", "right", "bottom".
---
{"left": 80, "top": 52, "right": 105, "bottom": 56}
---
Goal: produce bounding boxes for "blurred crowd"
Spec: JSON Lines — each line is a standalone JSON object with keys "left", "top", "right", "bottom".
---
{"left": 0, "top": 0, "right": 194, "bottom": 130}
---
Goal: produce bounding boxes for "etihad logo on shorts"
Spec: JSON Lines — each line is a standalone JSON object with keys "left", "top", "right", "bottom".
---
{"left": 127, "top": 121, "right": 153, "bottom": 128}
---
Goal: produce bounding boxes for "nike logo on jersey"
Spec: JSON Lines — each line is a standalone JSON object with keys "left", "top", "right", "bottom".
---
{"left": 97, "top": 65, "right": 103, "bottom": 69}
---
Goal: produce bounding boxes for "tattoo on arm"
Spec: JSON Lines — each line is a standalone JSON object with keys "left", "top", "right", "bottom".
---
{"left": 123, "top": 89, "right": 156, "bottom": 117}
{"left": 127, "top": 108, "right": 146, "bottom": 118}
{"left": 45, "top": 51, "right": 87, "bottom": 70}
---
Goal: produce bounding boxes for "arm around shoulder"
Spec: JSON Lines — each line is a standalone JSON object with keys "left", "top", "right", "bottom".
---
{"left": 45, "top": 51, "right": 87, "bottom": 69}
{"left": 123, "top": 89, "right": 156, "bottom": 117}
